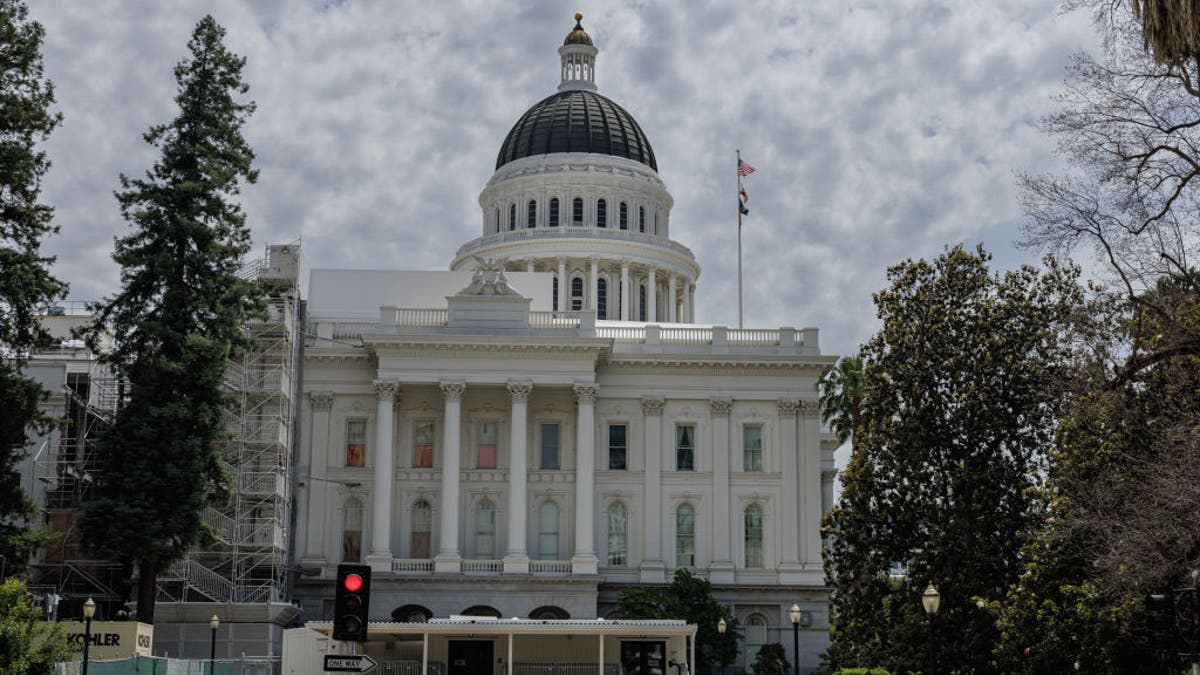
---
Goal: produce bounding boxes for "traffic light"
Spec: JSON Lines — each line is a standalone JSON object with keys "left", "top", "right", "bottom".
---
{"left": 1145, "top": 593, "right": 1177, "bottom": 651}
{"left": 334, "top": 564, "right": 371, "bottom": 642}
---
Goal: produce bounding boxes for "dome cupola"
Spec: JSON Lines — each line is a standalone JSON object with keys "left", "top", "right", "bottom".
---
{"left": 558, "top": 13, "right": 597, "bottom": 92}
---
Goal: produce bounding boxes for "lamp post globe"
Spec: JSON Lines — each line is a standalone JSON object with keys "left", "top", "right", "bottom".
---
{"left": 921, "top": 585, "right": 940, "bottom": 675}
{"left": 789, "top": 603, "right": 801, "bottom": 675}
{"left": 209, "top": 615, "right": 220, "bottom": 675}
{"left": 82, "top": 597, "right": 96, "bottom": 675}
{"left": 716, "top": 619, "right": 727, "bottom": 675}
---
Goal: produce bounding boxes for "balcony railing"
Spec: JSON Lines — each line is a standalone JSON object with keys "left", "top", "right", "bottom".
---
{"left": 529, "top": 560, "right": 572, "bottom": 575}
{"left": 392, "top": 559, "right": 435, "bottom": 575}
{"left": 461, "top": 559, "right": 503, "bottom": 575}
{"left": 455, "top": 226, "right": 695, "bottom": 260}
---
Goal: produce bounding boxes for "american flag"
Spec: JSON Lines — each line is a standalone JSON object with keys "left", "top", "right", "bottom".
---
{"left": 737, "top": 158, "right": 756, "bottom": 177}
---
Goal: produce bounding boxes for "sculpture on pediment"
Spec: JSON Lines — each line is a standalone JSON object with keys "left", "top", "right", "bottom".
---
{"left": 457, "top": 256, "right": 521, "bottom": 296}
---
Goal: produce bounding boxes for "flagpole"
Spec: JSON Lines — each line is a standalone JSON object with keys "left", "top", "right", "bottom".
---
{"left": 737, "top": 149, "right": 744, "bottom": 329}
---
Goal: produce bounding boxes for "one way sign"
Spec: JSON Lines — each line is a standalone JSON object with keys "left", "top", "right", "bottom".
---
{"left": 324, "top": 655, "right": 377, "bottom": 673}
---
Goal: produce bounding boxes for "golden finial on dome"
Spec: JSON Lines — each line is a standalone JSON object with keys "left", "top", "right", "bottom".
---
{"left": 575, "top": 12, "right": 583, "bottom": 22}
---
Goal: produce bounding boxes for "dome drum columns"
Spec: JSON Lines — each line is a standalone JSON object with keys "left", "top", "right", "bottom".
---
{"left": 509, "top": 257, "right": 694, "bottom": 323}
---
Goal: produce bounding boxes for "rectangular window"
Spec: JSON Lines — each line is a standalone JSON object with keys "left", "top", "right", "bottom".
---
{"left": 345, "top": 419, "right": 366, "bottom": 467}
{"left": 743, "top": 425, "right": 763, "bottom": 472}
{"left": 478, "top": 422, "right": 498, "bottom": 469}
{"left": 540, "top": 423, "right": 560, "bottom": 470}
{"left": 414, "top": 421, "right": 434, "bottom": 468}
{"left": 608, "top": 424, "right": 627, "bottom": 470}
{"left": 676, "top": 425, "right": 695, "bottom": 471}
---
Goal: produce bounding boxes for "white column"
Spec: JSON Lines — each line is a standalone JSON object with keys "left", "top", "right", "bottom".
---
{"left": 708, "top": 399, "right": 734, "bottom": 582}
{"left": 682, "top": 283, "right": 692, "bottom": 322}
{"left": 435, "top": 381, "right": 465, "bottom": 573}
{"left": 777, "top": 399, "right": 803, "bottom": 582}
{"left": 557, "top": 257, "right": 567, "bottom": 311}
{"left": 640, "top": 397, "right": 666, "bottom": 582}
{"left": 368, "top": 381, "right": 399, "bottom": 571}
{"left": 800, "top": 401, "right": 823, "bottom": 569}
{"left": 689, "top": 284, "right": 696, "bottom": 322}
{"left": 572, "top": 384, "right": 599, "bottom": 574}
{"left": 504, "top": 381, "right": 532, "bottom": 574}
{"left": 620, "top": 261, "right": 631, "bottom": 321}
{"left": 589, "top": 256, "right": 599, "bottom": 311}
{"left": 302, "top": 392, "right": 334, "bottom": 564}
{"left": 647, "top": 268, "right": 658, "bottom": 322}
{"left": 668, "top": 275, "right": 678, "bottom": 322}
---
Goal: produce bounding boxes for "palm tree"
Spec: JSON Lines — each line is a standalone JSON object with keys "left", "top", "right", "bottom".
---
{"left": 1132, "top": 0, "right": 1200, "bottom": 65}
{"left": 818, "top": 355, "right": 865, "bottom": 448}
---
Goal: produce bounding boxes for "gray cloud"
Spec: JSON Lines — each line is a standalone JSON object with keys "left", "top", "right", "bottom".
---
{"left": 32, "top": 0, "right": 1097, "bottom": 357}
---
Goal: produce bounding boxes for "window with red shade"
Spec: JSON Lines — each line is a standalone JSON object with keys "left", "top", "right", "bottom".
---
{"left": 414, "top": 421, "right": 434, "bottom": 468}
{"left": 345, "top": 419, "right": 366, "bottom": 467}
{"left": 478, "top": 422, "right": 497, "bottom": 469}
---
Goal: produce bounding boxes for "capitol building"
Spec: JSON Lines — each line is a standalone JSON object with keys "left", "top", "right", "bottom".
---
{"left": 290, "top": 15, "right": 839, "bottom": 674}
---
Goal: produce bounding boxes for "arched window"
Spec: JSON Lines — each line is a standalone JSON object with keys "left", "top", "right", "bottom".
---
{"left": 654, "top": 211, "right": 659, "bottom": 235}
{"left": 573, "top": 197, "right": 584, "bottom": 225}
{"left": 539, "top": 502, "right": 559, "bottom": 560}
{"left": 598, "top": 278, "right": 608, "bottom": 320}
{"left": 462, "top": 605, "right": 502, "bottom": 618}
{"left": 528, "top": 199, "right": 537, "bottom": 228}
{"left": 597, "top": 199, "right": 607, "bottom": 228}
{"left": 411, "top": 500, "right": 432, "bottom": 559}
{"left": 529, "top": 606, "right": 570, "bottom": 620}
{"left": 619, "top": 202, "right": 628, "bottom": 230}
{"left": 745, "top": 615, "right": 768, "bottom": 671}
{"left": 392, "top": 605, "right": 433, "bottom": 623}
{"left": 638, "top": 284, "right": 647, "bottom": 321}
{"left": 553, "top": 276, "right": 559, "bottom": 311}
{"left": 509, "top": 204, "right": 516, "bottom": 231}
{"left": 744, "top": 505, "right": 763, "bottom": 568}
{"left": 571, "top": 276, "right": 584, "bottom": 311}
{"left": 342, "top": 499, "right": 363, "bottom": 563}
{"left": 607, "top": 502, "right": 627, "bottom": 566}
{"left": 676, "top": 504, "right": 695, "bottom": 567}
{"left": 639, "top": 206, "right": 645, "bottom": 232}
{"left": 495, "top": 208, "right": 501, "bottom": 233}
{"left": 475, "top": 500, "right": 496, "bottom": 559}
{"left": 549, "top": 198, "right": 560, "bottom": 227}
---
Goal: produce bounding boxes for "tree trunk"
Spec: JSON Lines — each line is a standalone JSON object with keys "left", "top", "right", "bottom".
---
{"left": 137, "top": 558, "right": 158, "bottom": 625}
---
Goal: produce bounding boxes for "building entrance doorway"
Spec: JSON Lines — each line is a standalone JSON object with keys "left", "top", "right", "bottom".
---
{"left": 448, "top": 640, "right": 494, "bottom": 675}
{"left": 620, "top": 641, "right": 666, "bottom": 675}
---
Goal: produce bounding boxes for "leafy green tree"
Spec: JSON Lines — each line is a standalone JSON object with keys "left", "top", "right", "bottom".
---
{"left": 617, "top": 569, "right": 737, "bottom": 675}
{"left": 750, "top": 642, "right": 788, "bottom": 675}
{"left": 0, "top": 578, "right": 77, "bottom": 674}
{"left": 80, "top": 15, "right": 261, "bottom": 624}
{"left": 823, "top": 245, "right": 1082, "bottom": 674}
{"left": 818, "top": 355, "right": 864, "bottom": 449}
{"left": 0, "top": 0, "right": 67, "bottom": 574}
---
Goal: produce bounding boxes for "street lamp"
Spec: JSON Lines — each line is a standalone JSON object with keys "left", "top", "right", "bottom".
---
{"left": 789, "top": 603, "right": 802, "bottom": 675}
{"left": 209, "top": 615, "right": 220, "bottom": 675}
{"left": 82, "top": 597, "right": 96, "bottom": 675}
{"left": 922, "top": 585, "right": 940, "bottom": 675}
{"left": 717, "top": 618, "right": 727, "bottom": 675}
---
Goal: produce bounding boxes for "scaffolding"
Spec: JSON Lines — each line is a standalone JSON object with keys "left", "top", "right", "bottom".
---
{"left": 158, "top": 243, "right": 302, "bottom": 606}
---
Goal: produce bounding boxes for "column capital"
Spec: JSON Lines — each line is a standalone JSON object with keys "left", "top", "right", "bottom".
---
{"left": 822, "top": 469, "right": 839, "bottom": 483}
{"left": 374, "top": 380, "right": 400, "bottom": 401}
{"left": 309, "top": 391, "right": 335, "bottom": 411}
{"left": 620, "top": 258, "right": 631, "bottom": 268}
{"left": 777, "top": 399, "right": 801, "bottom": 417}
{"left": 440, "top": 381, "right": 466, "bottom": 401}
{"left": 556, "top": 255, "right": 568, "bottom": 264}
{"left": 507, "top": 381, "right": 533, "bottom": 402}
{"left": 573, "top": 383, "right": 599, "bottom": 404}
{"left": 641, "top": 397, "right": 665, "bottom": 416}
{"left": 709, "top": 398, "right": 733, "bottom": 417}
{"left": 799, "top": 400, "right": 821, "bottom": 416}
{"left": 589, "top": 255, "right": 601, "bottom": 265}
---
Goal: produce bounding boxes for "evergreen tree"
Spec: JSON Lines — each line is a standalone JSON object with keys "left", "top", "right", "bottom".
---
{"left": 617, "top": 570, "right": 738, "bottom": 675}
{"left": 823, "top": 245, "right": 1081, "bottom": 674}
{"left": 0, "top": 0, "right": 66, "bottom": 574}
{"left": 80, "top": 15, "right": 260, "bottom": 624}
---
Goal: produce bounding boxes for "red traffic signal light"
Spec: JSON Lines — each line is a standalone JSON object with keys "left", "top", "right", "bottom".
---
{"left": 334, "top": 564, "right": 371, "bottom": 642}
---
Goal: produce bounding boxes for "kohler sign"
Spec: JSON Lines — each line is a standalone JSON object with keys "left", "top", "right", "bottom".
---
{"left": 60, "top": 621, "right": 153, "bottom": 660}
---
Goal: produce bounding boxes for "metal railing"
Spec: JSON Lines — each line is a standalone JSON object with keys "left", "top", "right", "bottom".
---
{"left": 514, "top": 664, "right": 619, "bottom": 675}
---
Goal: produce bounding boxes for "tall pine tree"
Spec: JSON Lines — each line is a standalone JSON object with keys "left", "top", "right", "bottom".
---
{"left": 81, "top": 15, "right": 260, "bottom": 623}
{"left": 0, "top": 0, "right": 66, "bottom": 575}
{"left": 823, "top": 245, "right": 1081, "bottom": 674}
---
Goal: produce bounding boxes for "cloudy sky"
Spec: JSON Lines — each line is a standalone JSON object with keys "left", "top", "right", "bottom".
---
{"left": 32, "top": 0, "right": 1099, "bottom": 357}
